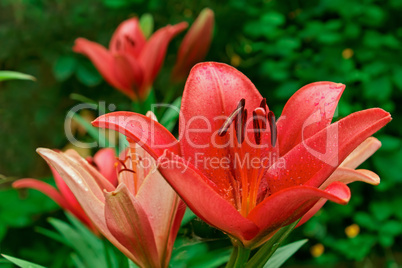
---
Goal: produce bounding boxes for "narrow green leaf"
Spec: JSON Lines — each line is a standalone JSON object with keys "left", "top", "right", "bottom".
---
{"left": 0, "top": 71, "right": 36, "bottom": 82}
{"left": 71, "top": 113, "right": 111, "bottom": 147}
{"left": 70, "top": 93, "right": 98, "bottom": 109}
{"left": 263, "top": 239, "right": 308, "bottom": 268}
{"left": 246, "top": 220, "right": 299, "bottom": 268}
{"left": 35, "top": 226, "right": 68, "bottom": 245}
{"left": 160, "top": 97, "right": 181, "bottom": 131}
{"left": 1, "top": 254, "right": 46, "bottom": 268}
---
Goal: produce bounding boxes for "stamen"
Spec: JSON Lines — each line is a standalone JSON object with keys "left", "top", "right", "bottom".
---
{"left": 260, "top": 98, "right": 267, "bottom": 111}
{"left": 218, "top": 99, "right": 245, "bottom": 137}
{"left": 118, "top": 168, "right": 136, "bottom": 175}
{"left": 235, "top": 109, "right": 247, "bottom": 144}
{"left": 253, "top": 111, "right": 261, "bottom": 145}
{"left": 116, "top": 158, "right": 128, "bottom": 169}
{"left": 218, "top": 106, "right": 243, "bottom": 136}
{"left": 254, "top": 107, "right": 267, "bottom": 129}
{"left": 268, "top": 111, "right": 277, "bottom": 147}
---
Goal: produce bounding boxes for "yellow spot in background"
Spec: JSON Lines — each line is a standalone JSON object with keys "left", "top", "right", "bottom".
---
{"left": 244, "top": 44, "right": 252, "bottom": 54}
{"left": 342, "top": 48, "right": 354, "bottom": 59}
{"left": 345, "top": 223, "right": 360, "bottom": 238}
{"left": 231, "top": 54, "right": 241, "bottom": 67}
{"left": 310, "top": 243, "right": 324, "bottom": 258}
{"left": 183, "top": 9, "right": 193, "bottom": 18}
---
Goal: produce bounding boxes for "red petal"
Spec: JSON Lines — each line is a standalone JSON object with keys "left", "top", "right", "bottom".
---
{"left": 36, "top": 148, "right": 136, "bottom": 260}
{"left": 93, "top": 148, "right": 118, "bottom": 186}
{"left": 92, "top": 112, "right": 180, "bottom": 160}
{"left": 138, "top": 22, "right": 188, "bottom": 99}
{"left": 298, "top": 168, "right": 380, "bottom": 227}
{"left": 113, "top": 53, "right": 144, "bottom": 100}
{"left": 179, "top": 62, "right": 263, "bottom": 191}
{"left": 65, "top": 149, "right": 116, "bottom": 192}
{"left": 104, "top": 184, "right": 159, "bottom": 267}
{"left": 247, "top": 182, "right": 350, "bottom": 247}
{"left": 340, "top": 137, "right": 381, "bottom": 169}
{"left": 156, "top": 152, "right": 259, "bottom": 242}
{"left": 136, "top": 170, "right": 182, "bottom": 265}
{"left": 109, "top": 17, "right": 146, "bottom": 57}
{"left": 73, "top": 38, "right": 127, "bottom": 92}
{"left": 277, "top": 82, "right": 345, "bottom": 156}
{"left": 172, "top": 8, "right": 214, "bottom": 82}
{"left": 267, "top": 108, "right": 391, "bottom": 193}
{"left": 12, "top": 179, "right": 70, "bottom": 210}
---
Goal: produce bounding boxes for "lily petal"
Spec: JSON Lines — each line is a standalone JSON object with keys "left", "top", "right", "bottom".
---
{"left": 138, "top": 22, "right": 188, "bottom": 99}
{"left": 172, "top": 8, "right": 214, "bottom": 82}
{"left": 104, "top": 183, "right": 159, "bottom": 267}
{"left": 321, "top": 167, "right": 380, "bottom": 189}
{"left": 267, "top": 108, "right": 391, "bottom": 193}
{"left": 12, "top": 179, "right": 70, "bottom": 211}
{"left": 36, "top": 148, "right": 136, "bottom": 261}
{"left": 179, "top": 62, "right": 262, "bottom": 190}
{"left": 92, "top": 112, "right": 180, "bottom": 159}
{"left": 113, "top": 53, "right": 144, "bottom": 99}
{"left": 65, "top": 149, "right": 115, "bottom": 192}
{"left": 247, "top": 181, "right": 350, "bottom": 246}
{"left": 156, "top": 152, "right": 260, "bottom": 242}
{"left": 93, "top": 148, "right": 118, "bottom": 186}
{"left": 340, "top": 137, "right": 381, "bottom": 169}
{"left": 73, "top": 38, "right": 126, "bottom": 91}
{"left": 297, "top": 168, "right": 380, "bottom": 227}
{"left": 109, "top": 17, "right": 146, "bottom": 57}
{"left": 136, "top": 167, "right": 182, "bottom": 264}
{"left": 277, "top": 82, "right": 345, "bottom": 156}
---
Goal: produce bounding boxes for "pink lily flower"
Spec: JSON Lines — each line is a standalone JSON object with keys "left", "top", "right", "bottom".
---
{"left": 92, "top": 62, "right": 391, "bottom": 248}
{"left": 171, "top": 8, "right": 215, "bottom": 82}
{"left": 73, "top": 18, "right": 188, "bottom": 100}
{"left": 13, "top": 148, "right": 118, "bottom": 234}
{"left": 36, "top": 113, "right": 185, "bottom": 268}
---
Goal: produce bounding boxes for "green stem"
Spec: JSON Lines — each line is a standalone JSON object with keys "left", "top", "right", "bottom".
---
{"left": 227, "top": 245, "right": 251, "bottom": 268}
{"left": 226, "top": 246, "right": 238, "bottom": 268}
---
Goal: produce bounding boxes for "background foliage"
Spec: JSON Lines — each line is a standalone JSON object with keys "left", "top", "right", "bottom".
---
{"left": 0, "top": 0, "right": 401, "bottom": 267}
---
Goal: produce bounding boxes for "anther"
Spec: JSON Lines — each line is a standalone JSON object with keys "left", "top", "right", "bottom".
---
{"left": 218, "top": 99, "right": 245, "bottom": 137}
{"left": 118, "top": 168, "right": 136, "bottom": 175}
{"left": 268, "top": 111, "right": 277, "bottom": 147}
{"left": 235, "top": 109, "right": 247, "bottom": 144}
{"left": 254, "top": 107, "right": 267, "bottom": 129}
{"left": 260, "top": 98, "right": 267, "bottom": 111}
{"left": 253, "top": 111, "right": 261, "bottom": 145}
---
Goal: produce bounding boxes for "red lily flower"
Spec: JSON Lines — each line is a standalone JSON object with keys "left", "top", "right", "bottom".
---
{"left": 13, "top": 148, "right": 117, "bottom": 233}
{"left": 93, "top": 62, "right": 391, "bottom": 248}
{"left": 36, "top": 113, "right": 185, "bottom": 268}
{"left": 73, "top": 18, "right": 188, "bottom": 100}
{"left": 171, "top": 8, "right": 215, "bottom": 82}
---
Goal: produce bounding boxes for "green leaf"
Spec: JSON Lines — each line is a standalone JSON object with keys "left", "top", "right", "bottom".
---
{"left": 76, "top": 62, "right": 102, "bottom": 86}
{"left": 180, "top": 207, "right": 196, "bottom": 227}
{"left": 0, "top": 71, "right": 36, "bottom": 81}
{"left": 53, "top": 55, "right": 77, "bottom": 81}
{"left": 246, "top": 220, "right": 299, "bottom": 268}
{"left": 263, "top": 239, "right": 308, "bottom": 268}
{"left": 70, "top": 113, "right": 111, "bottom": 147}
{"left": 159, "top": 97, "right": 181, "bottom": 131}
{"left": 48, "top": 217, "right": 107, "bottom": 268}
{"left": 140, "top": 13, "right": 154, "bottom": 39}
{"left": 1, "top": 254, "right": 46, "bottom": 268}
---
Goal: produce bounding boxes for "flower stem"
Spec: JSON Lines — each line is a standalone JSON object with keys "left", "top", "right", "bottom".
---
{"left": 227, "top": 245, "right": 251, "bottom": 268}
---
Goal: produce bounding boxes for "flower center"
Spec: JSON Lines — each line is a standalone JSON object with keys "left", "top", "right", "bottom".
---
{"left": 218, "top": 98, "right": 278, "bottom": 216}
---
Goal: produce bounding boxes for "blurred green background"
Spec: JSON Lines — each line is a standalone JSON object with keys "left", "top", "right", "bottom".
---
{"left": 0, "top": 0, "right": 401, "bottom": 267}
